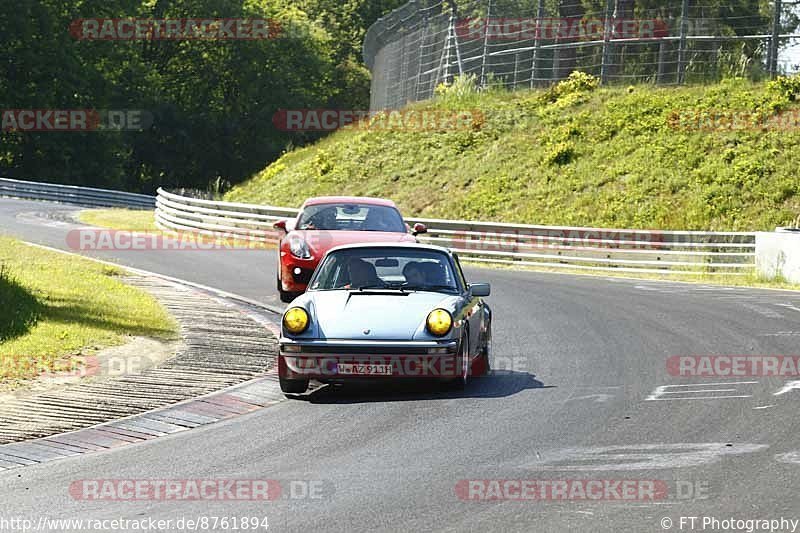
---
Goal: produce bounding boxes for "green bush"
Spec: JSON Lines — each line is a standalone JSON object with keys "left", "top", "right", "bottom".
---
{"left": 542, "top": 71, "right": 601, "bottom": 103}
{"left": 545, "top": 142, "right": 577, "bottom": 166}
{"left": 768, "top": 74, "right": 800, "bottom": 102}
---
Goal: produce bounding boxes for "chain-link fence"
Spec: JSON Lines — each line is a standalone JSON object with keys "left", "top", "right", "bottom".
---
{"left": 364, "top": 0, "right": 800, "bottom": 110}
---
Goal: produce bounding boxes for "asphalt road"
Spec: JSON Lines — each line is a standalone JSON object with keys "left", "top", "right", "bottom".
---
{"left": 2, "top": 198, "right": 800, "bottom": 533}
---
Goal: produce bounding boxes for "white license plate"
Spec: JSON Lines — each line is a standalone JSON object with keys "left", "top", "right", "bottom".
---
{"left": 336, "top": 363, "right": 393, "bottom": 376}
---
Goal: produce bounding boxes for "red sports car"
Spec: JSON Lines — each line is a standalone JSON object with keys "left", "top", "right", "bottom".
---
{"left": 274, "top": 196, "right": 426, "bottom": 302}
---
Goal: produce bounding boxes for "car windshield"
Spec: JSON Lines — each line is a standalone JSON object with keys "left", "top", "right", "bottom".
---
{"left": 309, "top": 248, "right": 459, "bottom": 293}
{"left": 296, "top": 203, "right": 405, "bottom": 232}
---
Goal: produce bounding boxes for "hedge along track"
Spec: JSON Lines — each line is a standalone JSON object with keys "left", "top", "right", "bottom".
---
{"left": 0, "top": 273, "right": 280, "bottom": 444}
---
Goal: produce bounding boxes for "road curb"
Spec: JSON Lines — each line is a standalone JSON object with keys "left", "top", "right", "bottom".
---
{"left": 0, "top": 258, "right": 283, "bottom": 449}
{"left": 0, "top": 370, "right": 292, "bottom": 472}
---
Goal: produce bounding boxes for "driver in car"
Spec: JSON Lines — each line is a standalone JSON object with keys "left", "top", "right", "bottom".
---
{"left": 402, "top": 261, "right": 426, "bottom": 287}
{"left": 305, "top": 206, "right": 337, "bottom": 230}
{"left": 347, "top": 258, "right": 383, "bottom": 288}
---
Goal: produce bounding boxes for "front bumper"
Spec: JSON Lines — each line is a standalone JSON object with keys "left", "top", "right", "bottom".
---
{"left": 278, "top": 339, "right": 461, "bottom": 380}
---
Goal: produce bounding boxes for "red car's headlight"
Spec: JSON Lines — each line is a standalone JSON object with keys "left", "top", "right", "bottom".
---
{"left": 288, "top": 234, "right": 311, "bottom": 259}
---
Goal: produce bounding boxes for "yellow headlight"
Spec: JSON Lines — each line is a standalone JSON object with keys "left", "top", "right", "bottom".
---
{"left": 426, "top": 309, "right": 453, "bottom": 337}
{"left": 283, "top": 307, "right": 309, "bottom": 334}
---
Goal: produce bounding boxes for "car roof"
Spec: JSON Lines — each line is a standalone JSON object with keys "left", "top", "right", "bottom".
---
{"left": 324, "top": 242, "right": 453, "bottom": 256}
{"left": 301, "top": 196, "right": 398, "bottom": 208}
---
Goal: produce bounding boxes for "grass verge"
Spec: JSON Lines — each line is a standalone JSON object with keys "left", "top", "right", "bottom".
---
{"left": 0, "top": 236, "right": 178, "bottom": 388}
{"left": 78, "top": 208, "right": 159, "bottom": 231}
{"left": 77, "top": 208, "right": 277, "bottom": 249}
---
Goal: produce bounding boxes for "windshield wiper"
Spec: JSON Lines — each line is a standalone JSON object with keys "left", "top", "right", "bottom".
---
{"left": 402, "top": 284, "right": 458, "bottom": 293}
{"left": 354, "top": 284, "right": 389, "bottom": 291}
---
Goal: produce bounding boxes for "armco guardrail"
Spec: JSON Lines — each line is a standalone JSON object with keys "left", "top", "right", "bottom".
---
{"left": 0, "top": 178, "right": 155, "bottom": 209}
{"left": 156, "top": 188, "right": 756, "bottom": 276}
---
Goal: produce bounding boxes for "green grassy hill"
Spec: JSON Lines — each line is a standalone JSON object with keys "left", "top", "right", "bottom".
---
{"left": 226, "top": 74, "right": 800, "bottom": 231}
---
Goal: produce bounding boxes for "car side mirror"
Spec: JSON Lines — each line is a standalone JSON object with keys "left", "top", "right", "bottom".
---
{"left": 469, "top": 283, "right": 491, "bottom": 297}
{"left": 412, "top": 223, "right": 427, "bottom": 236}
{"left": 273, "top": 219, "right": 288, "bottom": 234}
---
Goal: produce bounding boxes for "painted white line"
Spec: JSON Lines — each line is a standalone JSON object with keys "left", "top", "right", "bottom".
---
{"left": 660, "top": 389, "right": 740, "bottom": 394}
{"left": 647, "top": 395, "right": 752, "bottom": 400}
{"left": 663, "top": 381, "right": 759, "bottom": 387}
{"left": 773, "top": 381, "right": 800, "bottom": 396}
{"left": 527, "top": 443, "right": 769, "bottom": 471}
{"left": 645, "top": 382, "right": 757, "bottom": 401}
{"left": 565, "top": 393, "right": 614, "bottom": 403}
{"left": 777, "top": 303, "right": 800, "bottom": 314}
{"left": 776, "top": 452, "right": 800, "bottom": 464}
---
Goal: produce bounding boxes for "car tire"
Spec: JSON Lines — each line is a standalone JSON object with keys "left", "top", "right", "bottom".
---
{"left": 280, "top": 377, "right": 309, "bottom": 394}
{"left": 277, "top": 266, "right": 296, "bottom": 302}
{"left": 477, "top": 321, "right": 491, "bottom": 376}
{"left": 444, "top": 334, "right": 468, "bottom": 391}
{"left": 279, "top": 289, "right": 297, "bottom": 303}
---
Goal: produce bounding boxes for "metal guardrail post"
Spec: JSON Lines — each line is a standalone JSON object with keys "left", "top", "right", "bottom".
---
{"left": 769, "top": 0, "right": 782, "bottom": 77}
{"left": 447, "top": 0, "right": 464, "bottom": 77}
{"left": 529, "top": 0, "right": 546, "bottom": 88}
{"left": 677, "top": 0, "right": 690, "bottom": 84}
{"left": 600, "top": 0, "right": 616, "bottom": 84}
{"left": 479, "top": 0, "right": 492, "bottom": 89}
{"left": 414, "top": 16, "right": 428, "bottom": 100}
{"left": 434, "top": 10, "right": 453, "bottom": 88}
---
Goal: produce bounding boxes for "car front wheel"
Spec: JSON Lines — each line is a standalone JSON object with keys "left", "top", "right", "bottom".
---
{"left": 444, "top": 334, "right": 468, "bottom": 391}
{"left": 279, "top": 289, "right": 298, "bottom": 303}
{"left": 277, "top": 275, "right": 299, "bottom": 303}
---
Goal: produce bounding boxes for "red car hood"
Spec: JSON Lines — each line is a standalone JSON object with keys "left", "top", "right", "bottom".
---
{"left": 291, "top": 230, "right": 415, "bottom": 259}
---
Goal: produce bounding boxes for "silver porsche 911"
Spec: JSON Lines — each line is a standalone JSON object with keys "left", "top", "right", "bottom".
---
{"left": 278, "top": 243, "right": 492, "bottom": 395}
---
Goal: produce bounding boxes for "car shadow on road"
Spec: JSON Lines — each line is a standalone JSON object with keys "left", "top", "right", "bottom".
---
{"left": 296, "top": 370, "right": 553, "bottom": 404}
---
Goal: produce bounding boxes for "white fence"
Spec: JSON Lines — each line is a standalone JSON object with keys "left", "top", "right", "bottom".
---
{"left": 0, "top": 178, "right": 155, "bottom": 209}
{"left": 155, "top": 188, "right": 755, "bottom": 276}
{"left": 363, "top": 0, "right": 796, "bottom": 111}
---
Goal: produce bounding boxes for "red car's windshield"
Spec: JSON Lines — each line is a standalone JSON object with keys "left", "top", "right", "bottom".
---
{"left": 297, "top": 203, "right": 405, "bottom": 232}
